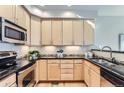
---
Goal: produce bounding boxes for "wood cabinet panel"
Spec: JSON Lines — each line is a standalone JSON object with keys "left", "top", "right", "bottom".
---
{"left": 38, "top": 60, "right": 47, "bottom": 80}
{"left": 15, "top": 6, "right": 26, "bottom": 28}
{"left": 31, "top": 16, "right": 41, "bottom": 46}
{"left": 41, "top": 20, "right": 52, "bottom": 45}
{"left": 48, "top": 63, "right": 60, "bottom": 80}
{"left": 90, "top": 69, "right": 100, "bottom": 87}
{"left": 0, "top": 5, "right": 15, "bottom": 22}
{"left": 61, "top": 69, "right": 73, "bottom": 74}
{"left": 63, "top": 20, "right": 73, "bottom": 45}
{"left": 101, "top": 77, "right": 114, "bottom": 87}
{"left": 73, "top": 20, "right": 83, "bottom": 45}
{"left": 52, "top": 20, "right": 62, "bottom": 45}
{"left": 84, "top": 64, "right": 90, "bottom": 86}
{"left": 74, "top": 63, "right": 84, "bottom": 80}
{"left": 61, "top": 74, "right": 73, "bottom": 80}
{"left": 84, "top": 20, "right": 94, "bottom": 45}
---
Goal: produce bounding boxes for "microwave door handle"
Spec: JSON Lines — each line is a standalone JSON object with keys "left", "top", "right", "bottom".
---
{"left": 25, "top": 33, "right": 27, "bottom": 41}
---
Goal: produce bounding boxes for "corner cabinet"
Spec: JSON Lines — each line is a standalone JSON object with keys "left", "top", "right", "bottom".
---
{"left": 84, "top": 20, "right": 94, "bottom": 45}
{"left": 30, "top": 16, "right": 41, "bottom": 46}
{"left": 73, "top": 20, "right": 84, "bottom": 45}
{"left": 84, "top": 60, "right": 100, "bottom": 87}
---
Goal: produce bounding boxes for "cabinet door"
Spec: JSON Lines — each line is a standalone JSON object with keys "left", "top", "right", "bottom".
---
{"left": 25, "top": 11, "right": 30, "bottom": 45}
{"left": 0, "top": 5, "right": 15, "bottom": 22}
{"left": 16, "top": 6, "right": 26, "bottom": 28}
{"left": 90, "top": 69, "right": 100, "bottom": 87}
{"left": 31, "top": 16, "right": 41, "bottom": 46}
{"left": 84, "top": 20, "right": 94, "bottom": 45}
{"left": 101, "top": 77, "right": 114, "bottom": 87}
{"left": 41, "top": 20, "right": 52, "bottom": 45}
{"left": 84, "top": 64, "right": 90, "bottom": 86}
{"left": 63, "top": 20, "right": 73, "bottom": 45}
{"left": 38, "top": 60, "right": 47, "bottom": 80}
{"left": 73, "top": 20, "right": 83, "bottom": 45}
{"left": 52, "top": 20, "right": 62, "bottom": 45}
{"left": 48, "top": 63, "right": 60, "bottom": 80}
{"left": 74, "top": 63, "right": 84, "bottom": 80}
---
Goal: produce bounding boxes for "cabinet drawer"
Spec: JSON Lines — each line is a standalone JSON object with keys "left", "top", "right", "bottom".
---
{"left": 74, "top": 60, "right": 83, "bottom": 63}
{"left": 61, "top": 64, "right": 73, "bottom": 68}
{"left": 61, "top": 60, "right": 73, "bottom": 64}
{"left": 48, "top": 60, "right": 60, "bottom": 64}
{"left": 0, "top": 73, "right": 16, "bottom": 87}
{"left": 61, "top": 69, "right": 73, "bottom": 74}
{"left": 61, "top": 74, "right": 73, "bottom": 80}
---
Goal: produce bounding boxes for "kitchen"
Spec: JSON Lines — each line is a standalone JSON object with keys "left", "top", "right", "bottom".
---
{"left": 0, "top": 5, "right": 124, "bottom": 87}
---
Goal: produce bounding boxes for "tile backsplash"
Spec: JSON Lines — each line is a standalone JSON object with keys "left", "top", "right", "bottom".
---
{"left": 0, "top": 43, "right": 29, "bottom": 58}
{"left": 29, "top": 46, "right": 91, "bottom": 55}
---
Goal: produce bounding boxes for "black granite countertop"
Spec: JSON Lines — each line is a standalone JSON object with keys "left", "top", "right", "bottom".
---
{"left": 0, "top": 59, "right": 35, "bottom": 80}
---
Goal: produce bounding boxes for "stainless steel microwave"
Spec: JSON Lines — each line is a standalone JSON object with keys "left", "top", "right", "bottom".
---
{"left": 0, "top": 17, "right": 27, "bottom": 44}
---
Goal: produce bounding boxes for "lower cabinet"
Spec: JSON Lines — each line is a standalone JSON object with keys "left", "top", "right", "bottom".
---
{"left": 101, "top": 77, "right": 114, "bottom": 87}
{"left": 48, "top": 60, "right": 61, "bottom": 80}
{"left": 74, "top": 60, "right": 84, "bottom": 80}
{"left": 84, "top": 60, "right": 100, "bottom": 87}
{"left": 0, "top": 73, "right": 16, "bottom": 87}
{"left": 36, "top": 60, "right": 47, "bottom": 81}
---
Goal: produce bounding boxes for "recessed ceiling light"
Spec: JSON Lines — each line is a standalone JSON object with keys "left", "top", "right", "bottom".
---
{"left": 40, "top": 5, "right": 45, "bottom": 7}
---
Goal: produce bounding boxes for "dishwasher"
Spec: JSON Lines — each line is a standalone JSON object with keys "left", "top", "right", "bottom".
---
{"left": 101, "top": 68, "right": 124, "bottom": 87}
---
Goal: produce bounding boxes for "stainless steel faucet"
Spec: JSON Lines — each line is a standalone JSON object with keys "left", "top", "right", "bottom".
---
{"left": 101, "top": 46, "right": 112, "bottom": 59}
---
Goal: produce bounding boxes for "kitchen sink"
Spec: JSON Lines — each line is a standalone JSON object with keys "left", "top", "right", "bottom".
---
{"left": 90, "top": 58, "right": 116, "bottom": 68}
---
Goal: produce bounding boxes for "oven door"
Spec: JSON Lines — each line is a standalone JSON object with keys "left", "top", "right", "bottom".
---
{"left": 17, "top": 64, "right": 36, "bottom": 87}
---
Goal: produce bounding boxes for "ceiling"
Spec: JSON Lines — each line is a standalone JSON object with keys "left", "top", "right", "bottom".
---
{"left": 25, "top": 5, "right": 124, "bottom": 18}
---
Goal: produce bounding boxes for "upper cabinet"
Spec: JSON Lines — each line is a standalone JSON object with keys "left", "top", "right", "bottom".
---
{"left": 0, "top": 5, "right": 27, "bottom": 29}
{"left": 73, "top": 20, "right": 84, "bottom": 45}
{"left": 0, "top": 5, "right": 15, "bottom": 22}
{"left": 52, "top": 20, "right": 62, "bottom": 45}
{"left": 41, "top": 19, "right": 94, "bottom": 46}
{"left": 84, "top": 20, "right": 94, "bottom": 45}
{"left": 63, "top": 20, "right": 73, "bottom": 45}
{"left": 24, "top": 10, "right": 30, "bottom": 45}
{"left": 41, "top": 20, "right": 52, "bottom": 45}
{"left": 31, "top": 16, "right": 41, "bottom": 46}
{"left": 15, "top": 6, "right": 26, "bottom": 28}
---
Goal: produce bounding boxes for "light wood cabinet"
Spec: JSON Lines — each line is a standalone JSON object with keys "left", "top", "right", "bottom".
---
{"left": 25, "top": 10, "right": 30, "bottom": 45}
{"left": 0, "top": 5, "right": 15, "bottom": 22}
{"left": 0, "top": 73, "right": 16, "bottom": 87}
{"left": 84, "top": 60, "right": 100, "bottom": 87}
{"left": 48, "top": 60, "right": 60, "bottom": 80}
{"left": 31, "top": 16, "right": 41, "bottom": 46}
{"left": 84, "top": 64, "right": 90, "bottom": 86}
{"left": 84, "top": 20, "right": 94, "bottom": 45}
{"left": 15, "top": 6, "right": 26, "bottom": 28}
{"left": 63, "top": 20, "right": 73, "bottom": 45}
{"left": 101, "top": 77, "right": 114, "bottom": 87}
{"left": 74, "top": 60, "right": 84, "bottom": 80}
{"left": 90, "top": 69, "right": 100, "bottom": 87}
{"left": 41, "top": 20, "right": 52, "bottom": 45}
{"left": 38, "top": 60, "right": 47, "bottom": 80}
{"left": 52, "top": 20, "right": 62, "bottom": 45}
{"left": 73, "top": 20, "right": 84, "bottom": 45}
